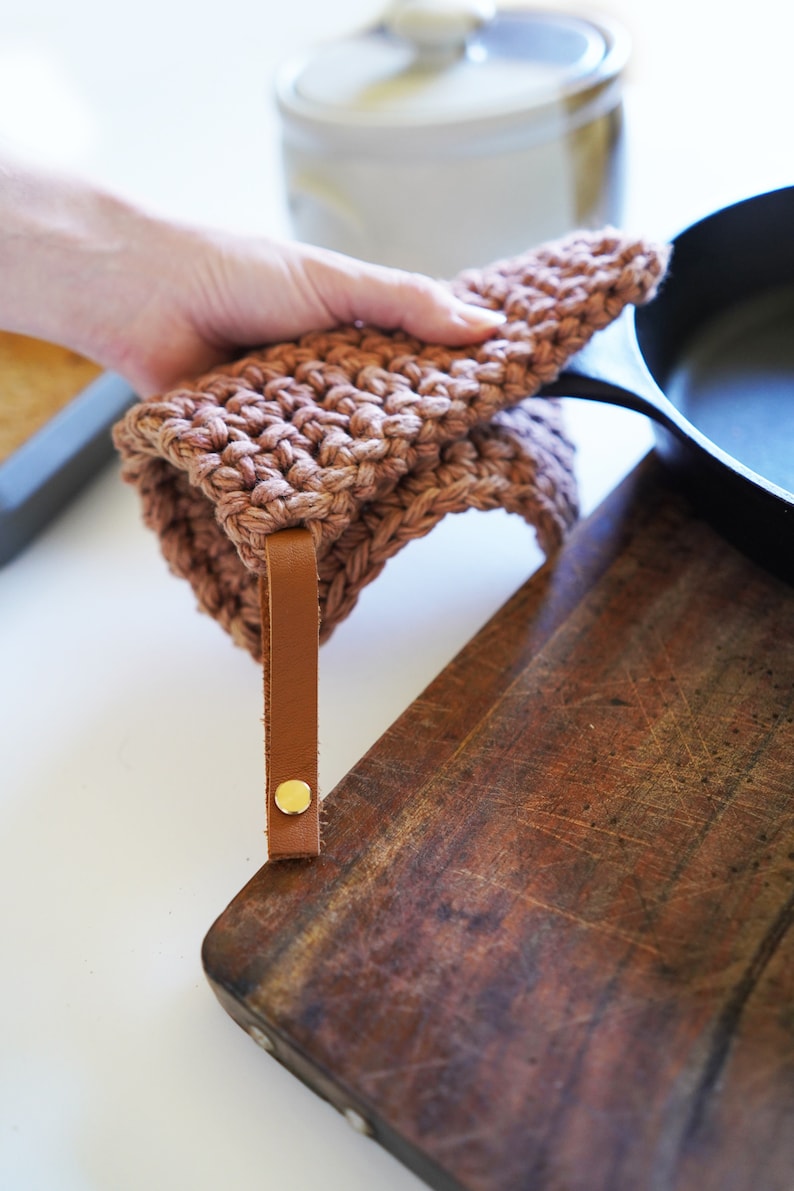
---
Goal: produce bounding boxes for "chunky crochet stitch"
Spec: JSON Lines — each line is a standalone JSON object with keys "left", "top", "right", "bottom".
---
{"left": 114, "top": 230, "right": 669, "bottom": 658}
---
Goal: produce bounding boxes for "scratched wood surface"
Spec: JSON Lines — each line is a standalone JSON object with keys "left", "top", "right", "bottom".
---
{"left": 203, "top": 457, "right": 794, "bottom": 1191}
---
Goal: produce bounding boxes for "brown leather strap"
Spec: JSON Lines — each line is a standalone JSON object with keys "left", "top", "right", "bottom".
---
{"left": 260, "top": 528, "right": 320, "bottom": 860}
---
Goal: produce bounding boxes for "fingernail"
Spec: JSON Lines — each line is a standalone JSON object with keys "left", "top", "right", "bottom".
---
{"left": 459, "top": 305, "right": 506, "bottom": 328}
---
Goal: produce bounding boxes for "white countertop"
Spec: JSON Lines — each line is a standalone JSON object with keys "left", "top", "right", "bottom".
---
{"left": 2, "top": 2, "right": 792, "bottom": 1188}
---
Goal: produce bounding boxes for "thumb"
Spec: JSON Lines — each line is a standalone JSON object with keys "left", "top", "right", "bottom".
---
{"left": 300, "top": 246, "right": 507, "bottom": 345}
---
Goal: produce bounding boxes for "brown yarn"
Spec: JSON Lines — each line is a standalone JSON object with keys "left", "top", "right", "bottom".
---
{"left": 114, "top": 230, "right": 669, "bottom": 659}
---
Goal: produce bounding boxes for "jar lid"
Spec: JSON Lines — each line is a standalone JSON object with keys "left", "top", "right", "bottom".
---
{"left": 276, "top": 3, "right": 628, "bottom": 131}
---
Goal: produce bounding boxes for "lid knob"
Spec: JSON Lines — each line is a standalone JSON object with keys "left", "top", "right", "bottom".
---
{"left": 385, "top": 0, "right": 496, "bottom": 64}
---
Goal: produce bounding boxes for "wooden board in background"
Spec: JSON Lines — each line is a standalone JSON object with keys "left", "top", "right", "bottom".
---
{"left": 0, "top": 333, "right": 134, "bottom": 566}
{"left": 203, "top": 457, "right": 794, "bottom": 1191}
{"left": 0, "top": 331, "right": 100, "bottom": 463}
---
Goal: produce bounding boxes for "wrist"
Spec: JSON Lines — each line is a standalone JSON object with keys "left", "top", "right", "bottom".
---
{"left": 0, "top": 158, "right": 162, "bottom": 367}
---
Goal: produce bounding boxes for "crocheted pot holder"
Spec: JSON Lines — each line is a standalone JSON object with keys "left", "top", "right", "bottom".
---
{"left": 114, "top": 229, "right": 668, "bottom": 859}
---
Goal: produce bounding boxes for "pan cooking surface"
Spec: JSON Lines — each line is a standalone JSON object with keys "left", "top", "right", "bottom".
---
{"left": 666, "top": 284, "right": 794, "bottom": 494}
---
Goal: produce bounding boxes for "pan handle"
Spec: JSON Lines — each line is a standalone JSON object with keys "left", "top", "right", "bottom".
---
{"left": 538, "top": 309, "right": 682, "bottom": 436}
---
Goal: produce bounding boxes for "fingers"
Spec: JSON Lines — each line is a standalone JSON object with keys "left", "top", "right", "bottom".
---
{"left": 298, "top": 246, "right": 506, "bottom": 345}
{"left": 394, "top": 274, "right": 508, "bottom": 344}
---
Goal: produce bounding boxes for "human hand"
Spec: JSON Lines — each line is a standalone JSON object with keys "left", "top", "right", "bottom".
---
{"left": 0, "top": 158, "right": 505, "bottom": 397}
{"left": 92, "top": 220, "right": 508, "bottom": 397}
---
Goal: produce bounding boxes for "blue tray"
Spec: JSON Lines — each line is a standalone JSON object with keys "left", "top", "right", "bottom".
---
{"left": 0, "top": 370, "right": 136, "bottom": 566}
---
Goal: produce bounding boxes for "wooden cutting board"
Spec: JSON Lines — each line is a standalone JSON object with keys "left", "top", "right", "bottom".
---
{"left": 202, "top": 456, "right": 794, "bottom": 1191}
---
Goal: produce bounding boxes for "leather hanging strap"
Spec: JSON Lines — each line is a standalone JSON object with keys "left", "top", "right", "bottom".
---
{"left": 260, "top": 528, "right": 320, "bottom": 860}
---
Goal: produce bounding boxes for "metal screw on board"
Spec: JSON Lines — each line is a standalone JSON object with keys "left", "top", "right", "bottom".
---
{"left": 343, "top": 1108, "right": 372, "bottom": 1136}
{"left": 248, "top": 1025, "right": 276, "bottom": 1053}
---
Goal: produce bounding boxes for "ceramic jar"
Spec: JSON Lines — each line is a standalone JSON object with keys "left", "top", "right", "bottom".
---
{"left": 275, "top": 2, "right": 629, "bottom": 276}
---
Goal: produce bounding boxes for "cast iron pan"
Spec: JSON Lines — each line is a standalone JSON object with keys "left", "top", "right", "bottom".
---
{"left": 542, "top": 186, "right": 794, "bottom": 582}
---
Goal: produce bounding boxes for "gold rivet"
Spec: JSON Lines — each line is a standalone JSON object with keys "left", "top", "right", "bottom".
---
{"left": 274, "top": 779, "right": 312, "bottom": 815}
